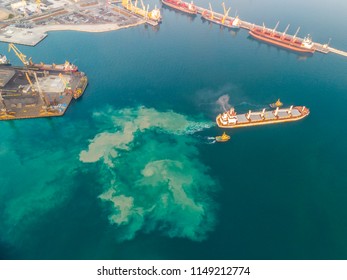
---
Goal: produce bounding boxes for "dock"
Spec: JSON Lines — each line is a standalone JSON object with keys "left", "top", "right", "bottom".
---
{"left": 0, "top": 66, "right": 87, "bottom": 121}
{"left": 326, "top": 47, "right": 347, "bottom": 57}
{"left": 0, "top": 26, "right": 47, "bottom": 47}
{"left": 194, "top": 4, "right": 347, "bottom": 57}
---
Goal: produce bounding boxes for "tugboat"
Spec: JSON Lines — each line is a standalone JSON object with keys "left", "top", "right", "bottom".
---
{"left": 0, "top": 54, "right": 10, "bottom": 66}
{"left": 269, "top": 99, "right": 283, "bottom": 108}
{"left": 215, "top": 132, "right": 231, "bottom": 142}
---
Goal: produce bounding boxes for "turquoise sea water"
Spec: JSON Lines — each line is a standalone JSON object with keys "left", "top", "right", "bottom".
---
{"left": 1, "top": 0, "right": 347, "bottom": 259}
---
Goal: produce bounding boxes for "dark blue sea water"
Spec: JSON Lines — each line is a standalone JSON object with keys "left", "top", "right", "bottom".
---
{"left": 1, "top": 0, "right": 347, "bottom": 259}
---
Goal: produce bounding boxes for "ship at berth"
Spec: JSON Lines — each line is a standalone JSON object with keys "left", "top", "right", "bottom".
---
{"left": 201, "top": 3, "right": 241, "bottom": 29}
{"left": 249, "top": 23, "right": 315, "bottom": 53}
{"left": 216, "top": 106, "right": 310, "bottom": 128}
{"left": 161, "top": 0, "right": 198, "bottom": 14}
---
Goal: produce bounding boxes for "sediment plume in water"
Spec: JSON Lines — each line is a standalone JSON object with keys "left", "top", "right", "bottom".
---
{"left": 80, "top": 106, "right": 218, "bottom": 241}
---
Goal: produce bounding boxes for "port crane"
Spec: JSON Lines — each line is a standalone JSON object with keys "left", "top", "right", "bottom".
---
{"left": 25, "top": 72, "right": 35, "bottom": 93}
{"left": 8, "top": 43, "right": 32, "bottom": 66}
{"left": 36, "top": 0, "right": 41, "bottom": 13}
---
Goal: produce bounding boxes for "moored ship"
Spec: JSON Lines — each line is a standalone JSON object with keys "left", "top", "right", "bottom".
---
{"left": 216, "top": 106, "right": 309, "bottom": 128}
{"left": 201, "top": 3, "right": 240, "bottom": 29}
{"left": 32, "top": 60, "right": 78, "bottom": 72}
{"left": 162, "top": 0, "right": 197, "bottom": 14}
{"left": 8, "top": 43, "right": 78, "bottom": 72}
{"left": 249, "top": 24, "right": 315, "bottom": 53}
{"left": 122, "top": 0, "right": 161, "bottom": 24}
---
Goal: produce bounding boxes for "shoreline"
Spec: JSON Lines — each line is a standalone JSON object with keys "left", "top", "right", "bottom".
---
{"left": 31, "top": 22, "right": 146, "bottom": 34}
{"left": 0, "top": 21, "right": 146, "bottom": 46}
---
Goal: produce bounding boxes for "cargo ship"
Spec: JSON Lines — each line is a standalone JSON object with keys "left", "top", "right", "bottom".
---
{"left": 201, "top": 3, "right": 240, "bottom": 29}
{"left": 0, "top": 54, "right": 10, "bottom": 65}
{"left": 249, "top": 24, "right": 315, "bottom": 53}
{"left": 8, "top": 43, "right": 78, "bottom": 72}
{"left": 122, "top": 0, "right": 161, "bottom": 24}
{"left": 202, "top": 12, "right": 241, "bottom": 29}
{"left": 32, "top": 61, "right": 78, "bottom": 72}
{"left": 161, "top": 0, "right": 197, "bottom": 14}
{"left": 216, "top": 106, "right": 309, "bottom": 128}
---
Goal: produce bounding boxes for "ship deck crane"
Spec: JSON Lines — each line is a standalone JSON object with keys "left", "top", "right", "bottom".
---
{"left": 221, "top": 2, "right": 230, "bottom": 24}
{"left": 208, "top": 3, "right": 214, "bottom": 20}
{"left": 272, "top": 21, "right": 280, "bottom": 35}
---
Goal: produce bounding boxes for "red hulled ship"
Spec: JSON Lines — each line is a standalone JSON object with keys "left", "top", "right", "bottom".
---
{"left": 249, "top": 24, "right": 315, "bottom": 53}
{"left": 161, "top": 0, "right": 197, "bottom": 14}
